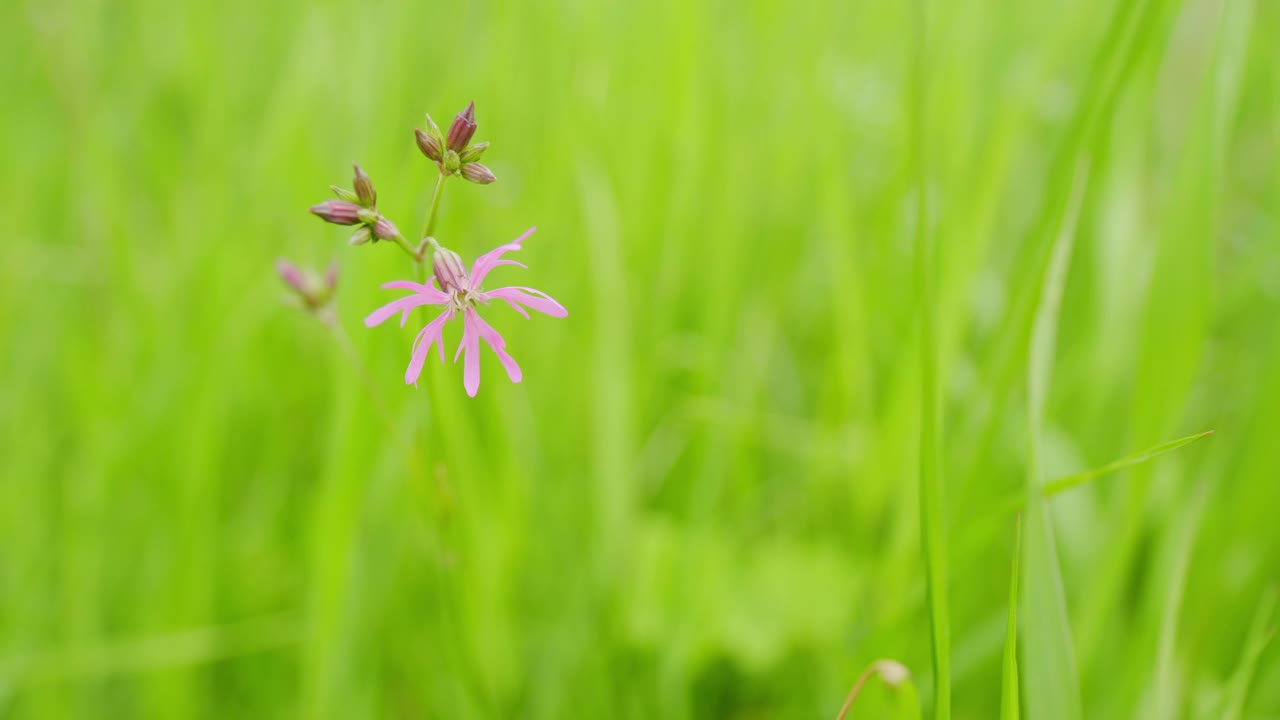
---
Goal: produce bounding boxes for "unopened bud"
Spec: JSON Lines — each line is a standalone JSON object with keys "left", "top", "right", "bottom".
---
{"left": 372, "top": 216, "right": 399, "bottom": 240}
{"left": 432, "top": 247, "right": 470, "bottom": 292}
{"left": 330, "top": 185, "right": 360, "bottom": 203}
{"left": 443, "top": 150, "right": 461, "bottom": 173}
{"left": 352, "top": 164, "right": 376, "bottom": 207}
{"left": 460, "top": 162, "right": 496, "bottom": 185}
{"left": 325, "top": 263, "right": 339, "bottom": 291}
{"left": 357, "top": 208, "right": 379, "bottom": 225}
{"left": 276, "top": 259, "right": 307, "bottom": 295}
{"left": 424, "top": 113, "right": 444, "bottom": 143}
{"left": 310, "top": 200, "right": 362, "bottom": 225}
{"left": 415, "top": 128, "right": 442, "bottom": 162}
{"left": 348, "top": 226, "right": 373, "bottom": 246}
{"left": 446, "top": 101, "right": 477, "bottom": 152}
{"left": 459, "top": 141, "right": 489, "bottom": 163}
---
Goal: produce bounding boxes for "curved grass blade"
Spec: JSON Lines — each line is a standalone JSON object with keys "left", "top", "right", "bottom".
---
{"left": 1040, "top": 430, "right": 1214, "bottom": 500}
{"left": 1220, "top": 587, "right": 1278, "bottom": 720}
{"left": 1021, "top": 160, "right": 1088, "bottom": 720}
{"left": 1000, "top": 515, "right": 1022, "bottom": 720}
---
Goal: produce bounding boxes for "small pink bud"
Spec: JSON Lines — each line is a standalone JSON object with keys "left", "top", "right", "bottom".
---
{"left": 324, "top": 263, "right": 339, "bottom": 291}
{"left": 310, "top": 200, "right": 362, "bottom": 225}
{"left": 460, "top": 162, "right": 496, "bottom": 185}
{"left": 415, "top": 128, "right": 442, "bottom": 162}
{"left": 432, "top": 247, "right": 470, "bottom": 292}
{"left": 352, "top": 164, "right": 376, "bottom": 207}
{"left": 276, "top": 259, "right": 307, "bottom": 295}
{"left": 372, "top": 216, "right": 399, "bottom": 240}
{"left": 446, "top": 101, "right": 477, "bottom": 152}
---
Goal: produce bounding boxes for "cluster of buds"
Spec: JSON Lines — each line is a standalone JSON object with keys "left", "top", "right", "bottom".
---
{"left": 277, "top": 259, "right": 338, "bottom": 317}
{"left": 415, "top": 102, "right": 496, "bottom": 185}
{"left": 309, "top": 164, "right": 401, "bottom": 245}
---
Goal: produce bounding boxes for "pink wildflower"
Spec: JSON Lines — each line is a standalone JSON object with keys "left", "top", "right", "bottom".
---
{"left": 364, "top": 227, "right": 567, "bottom": 396}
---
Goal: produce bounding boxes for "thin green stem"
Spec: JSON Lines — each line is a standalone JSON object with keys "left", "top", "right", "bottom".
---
{"left": 390, "top": 233, "right": 419, "bottom": 261}
{"left": 420, "top": 172, "right": 448, "bottom": 242}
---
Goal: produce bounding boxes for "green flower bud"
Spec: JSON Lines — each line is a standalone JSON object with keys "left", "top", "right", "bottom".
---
{"left": 348, "top": 226, "right": 373, "bottom": 246}
{"left": 443, "top": 149, "right": 461, "bottom": 173}
{"left": 459, "top": 141, "right": 489, "bottom": 163}
{"left": 330, "top": 185, "right": 360, "bottom": 203}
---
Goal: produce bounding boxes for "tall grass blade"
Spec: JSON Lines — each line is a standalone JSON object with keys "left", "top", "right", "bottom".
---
{"left": 1000, "top": 515, "right": 1022, "bottom": 720}
{"left": 910, "top": 0, "right": 949, "bottom": 717}
{"left": 1220, "top": 587, "right": 1278, "bottom": 720}
{"left": 1021, "top": 161, "right": 1089, "bottom": 720}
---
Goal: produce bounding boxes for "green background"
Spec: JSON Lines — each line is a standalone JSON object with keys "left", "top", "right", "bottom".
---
{"left": 3, "top": 0, "right": 1278, "bottom": 717}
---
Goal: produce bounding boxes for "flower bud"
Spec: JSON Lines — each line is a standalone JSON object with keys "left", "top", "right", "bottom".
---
{"left": 371, "top": 216, "right": 399, "bottom": 240}
{"left": 432, "top": 247, "right": 470, "bottom": 292}
{"left": 459, "top": 141, "right": 489, "bottom": 163}
{"left": 460, "top": 162, "right": 496, "bottom": 185}
{"left": 424, "top": 113, "right": 443, "bottom": 142}
{"left": 415, "top": 128, "right": 442, "bottom": 162}
{"left": 330, "top": 185, "right": 360, "bottom": 203}
{"left": 276, "top": 259, "right": 307, "bottom": 295}
{"left": 310, "top": 200, "right": 362, "bottom": 225}
{"left": 443, "top": 150, "right": 461, "bottom": 173}
{"left": 446, "top": 101, "right": 477, "bottom": 152}
{"left": 324, "top": 263, "right": 339, "bottom": 292}
{"left": 352, "top": 164, "right": 376, "bottom": 207}
{"left": 348, "top": 226, "right": 373, "bottom": 246}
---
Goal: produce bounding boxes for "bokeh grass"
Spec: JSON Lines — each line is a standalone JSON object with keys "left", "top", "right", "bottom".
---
{"left": 2, "top": 0, "right": 1279, "bottom": 717}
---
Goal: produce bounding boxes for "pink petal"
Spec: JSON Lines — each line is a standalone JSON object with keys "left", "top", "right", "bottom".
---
{"left": 469, "top": 310, "right": 522, "bottom": 383}
{"left": 381, "top": 279, "right": 448, "bottom": 300}
{"left": 470, "top": 226, "right": 536, "bottom": 286}
{"left": 484, "top": 286, "right": 568, "bottom": 318}
{"left": 404, "top": 309, "right": 454, "bottom": 386}
{"left": 456, "top": 310, "right": 482, "bottom": 397}
{"left": 364, "top": 294, "right": 443, "bottom": 328}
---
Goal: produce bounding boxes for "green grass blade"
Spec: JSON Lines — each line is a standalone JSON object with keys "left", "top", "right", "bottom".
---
{"left": 977, "top": 431, "right": 1215, "bottom": 526}
{"left": 1021, "top": 160, "right": 1089, "bottom": 720}
{"left": 1040, "top": 431, "right": 1214, "bottom": 499}
{"left": 910, "top": 0, "right": 949, "bottom": 716}
{"left": 1219, "top": 587, "right": 1278, "bottom": 720}
{"left": 1000, "top": 515, "right": 1022, "bottom": 720}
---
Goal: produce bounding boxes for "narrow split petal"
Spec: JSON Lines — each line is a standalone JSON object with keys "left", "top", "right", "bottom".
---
{"left": 455, "top": 310, "right": 482, "bottom": 397}
{"left": 470, "top": 227, "right": 537, "bottom": 286}
{"left": 468, "top": 309, "right": 522, "bottom": 383}
{"left": 365, "top": 286, "right": 449, "bottom": 328}
{"left": 405, "top": 309, "right": 454, "bottom": 386}
{"left": 484, "top": 286, "right": 567, "bottom": 318}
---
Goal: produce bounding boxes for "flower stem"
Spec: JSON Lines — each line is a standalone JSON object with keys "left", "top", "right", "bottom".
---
{"left": 390, "top": 233, "right": 419, "bottom": 261}
{"left": 420, "top": 171, "right": 448, "bottom": 242}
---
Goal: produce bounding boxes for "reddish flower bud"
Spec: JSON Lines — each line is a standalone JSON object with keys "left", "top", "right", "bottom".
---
{"left": 446, "top": 101, "right": 477, "bottom": 152}
{"left": 371, "top": 216, "right": 399, "bottom": 240}
{"left": 310, "top": 200, "right": 363, "bottom": 225}
{"left": 432, "top": 247, "right": 470, "bottom": 292}
{"left": 460, "top": 162, "right": 496, "bottom": 185}
{"left": 276, "top": 259, "right": 307, "bottom": 295}
{"left": 325, "top": 263, "right": 339, "bottom": 292}
{"left": 352, "top": 164, "right": 376, "bottom": 207}
{"left": 415, "top": 128, "right": 442, "bottom": 162}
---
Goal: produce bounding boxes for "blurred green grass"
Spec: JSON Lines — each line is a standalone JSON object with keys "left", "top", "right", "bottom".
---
{"left": 2, "top": 0, "right": 1279, "bottom": 717}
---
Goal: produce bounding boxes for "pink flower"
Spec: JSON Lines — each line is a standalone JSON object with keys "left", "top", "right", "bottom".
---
{"left": 364, "top": 227, "right": 567, "bottom": 396}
